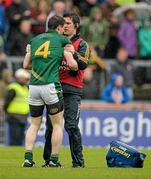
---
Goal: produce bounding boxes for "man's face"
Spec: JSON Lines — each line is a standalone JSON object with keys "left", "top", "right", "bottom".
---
{"left": 20, "top": 20, "right": 31, "bottom": 34}
{"left": 17, "top": 77, "right": 29, "bottom": 85}
{"left": 117, "top": 49, "right": 128, "bottom": 62}
{"left": 126, "top": 12, "right": 135, "bottom": 21}
{"left": 63, "top": 17, "right": 76, "bottom": 36}
{"left": 115, "top": 76, "right": 123, "bottom": 87}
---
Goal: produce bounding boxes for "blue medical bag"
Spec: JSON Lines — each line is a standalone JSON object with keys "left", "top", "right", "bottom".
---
{"left": 106, "top": 141, "right": 146, "bottom": 168}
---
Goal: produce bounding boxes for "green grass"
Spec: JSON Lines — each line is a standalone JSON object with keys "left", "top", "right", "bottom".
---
{"left": 0, "top": 146, "right": 150, "bottom": 179}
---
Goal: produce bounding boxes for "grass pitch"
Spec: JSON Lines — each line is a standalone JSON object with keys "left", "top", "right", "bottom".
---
{"left": 0, "top": 146, "right": 151, "bottom": 179}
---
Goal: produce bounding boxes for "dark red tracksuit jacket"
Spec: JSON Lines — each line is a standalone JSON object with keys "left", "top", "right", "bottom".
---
{"left": 59, "top": 33, "right": 90, "bottom": 92}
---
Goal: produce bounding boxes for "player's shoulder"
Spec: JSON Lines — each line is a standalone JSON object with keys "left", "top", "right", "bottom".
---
{"left": 30, "top": 33, "right": 47, "bottom": 43}
{"left": 30, "top": 35, "right": 39, "bottom": 43}
{"left": 60, "top": 34, "right": 71, "bottom": 44}
{"left": 59, "top": 34, "right": 68, "bottom": 40}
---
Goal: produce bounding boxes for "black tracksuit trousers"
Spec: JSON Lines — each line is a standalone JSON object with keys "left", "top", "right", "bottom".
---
{"left": 43, "top": 93, "right": 84, "bottom": 166}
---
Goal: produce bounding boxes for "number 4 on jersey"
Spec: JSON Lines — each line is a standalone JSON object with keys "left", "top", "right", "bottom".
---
{"left": 35, "top": 41, "right": 50, "bottom": 58}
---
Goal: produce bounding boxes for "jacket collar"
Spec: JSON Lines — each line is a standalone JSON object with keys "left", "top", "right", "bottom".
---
{"left": 70, "top": 33, "right": 81, "bottom": 42}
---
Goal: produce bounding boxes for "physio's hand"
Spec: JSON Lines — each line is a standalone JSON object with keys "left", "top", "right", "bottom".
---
{"left": 64, "top": 44, "right": 75, "bottom": 54}
{"left": 64, "top": 50, "right": 72, "bottom": 57}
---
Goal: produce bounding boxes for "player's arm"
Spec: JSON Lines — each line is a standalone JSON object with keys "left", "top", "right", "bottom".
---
{"left": 73, "top": 40, "right": 90, "bottom": 70}
{"left": 23, "top": 44, "right": 31, "bottom": 70}
{"left": 62, "top": 36, "right": 78, "bottom": 71}
{"left": 23, "top": 53, "right": 31, "bottom": 70}
{"left": 64, "top": 50, "right": 78, "bottom": 71}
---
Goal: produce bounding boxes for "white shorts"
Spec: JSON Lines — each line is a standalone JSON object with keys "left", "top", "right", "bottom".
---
{"left": 29, "top": 83, "right": 63, "bottom": 106}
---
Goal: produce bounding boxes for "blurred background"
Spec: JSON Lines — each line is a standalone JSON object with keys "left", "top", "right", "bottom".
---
{"left": 0, "top": 0, "right": 151, "bottom": 148}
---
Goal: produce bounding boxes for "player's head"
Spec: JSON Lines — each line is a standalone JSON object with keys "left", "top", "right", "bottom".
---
{"left": 63, "top": 12, "right": 80, "bottom": 37}
{"left": 47, "top": 15, "right": 65, "bottom": 34}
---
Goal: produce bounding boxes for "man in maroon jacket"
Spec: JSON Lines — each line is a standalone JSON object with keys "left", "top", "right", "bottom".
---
{"left": 43, "top": 12, "right": 90, "bottom": 168}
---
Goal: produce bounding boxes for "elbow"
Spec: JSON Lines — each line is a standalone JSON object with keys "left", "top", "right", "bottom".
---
{"left": 23, "top": 63, "right": 27, "bottom": 69}
{"left": 23, "top": 62, "right": 31, "bottom": 70}
{"left": 23, "top": 63, "right": 29, "bottom": 70}
{"left": 77, "top": 61, "right": 87, "bottom": 70}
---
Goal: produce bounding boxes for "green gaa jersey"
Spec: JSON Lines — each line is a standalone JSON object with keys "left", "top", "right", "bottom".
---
{"left": 29, "top": 30, "right": 71, "bottom": 85}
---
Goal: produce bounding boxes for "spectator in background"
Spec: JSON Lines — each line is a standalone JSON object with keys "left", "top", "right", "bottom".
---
{"left": 27, "top": 0, "right": 37, "bottom": 18}
{"left": 10, "top": 19, "right": 32, "bottom": 55}
{"left": 0, "top": 11, "right": 7, "bottom": 69}
{"left": 118, "top": 9, "right": 137, "bottom": 59}
{"left": 3, "top": 68, "right": 30, "bottom": 145}
{"left": 98, "top": 0, "right": 107, "bottom": 4}
{"left": 50, "top": 0, "right": 65, "bottom": 16}
{"left": 0, "top": 69, "right": 12, "bottom": 132}
{"left": 72, "top": 0, "right": 82, "bottom": 6}
{"left": 101, "top": 73, "right": 129, "bottom": 104}
{"left": 2, "top": 0, "right": 12, "bottom": 7}
{"left": 83, "top": 66, "right": 97, "bottom": 99}
{"left": 116, "top": 0, "right": 136, "bottom": 6}
{"left": 0, "top": 0, "right": 8, "bottom": 40}
{"left": 0, "top": 57, "right": 7, "bottom": 79}
{"left": 136, "top": 16, "right": 151, "bottom": 85}
{"left": 144, "top": 0, "right": 151, "bottom": 4}
{"left": 138, "top": 16, "right": 151, "bottom": 59}
{"left": 0, "top": 35, "right": 7, "bottom": 60}
{"left": 6, "top": 0, "right": 31, "bottom": 53}
{"left": 64, "top": 0, "right": 78, "bottom": 14}
{"left": 111, "top": 47, "right": 134, "bottom": 100}
{"left": 64, "top": 0, "right": 73, "bottom": 13}
{"left": 81, "top": 7, "right": 109, "bottom": 57}
{"left": 101, "top": 0, "right": 120, "bottom": 21}
{"left": 31, "top": 0, "right": 49, "bottom": 20}
{"left": 45, "top": 0, "right": 65, "bottom": 31}
{"left": 0, "top": 69, "right": 13, "bottom": 101}
{"left": 108, "top": 13, "right": 119, "bottom": 25}
{"left": 78, "top": 0, "right": 98, "bottom": 17}
{"left": 104, "top": 24, "right": 121, "bottom": 58}
{"left": 83, "top": 46, "right": 106, "bottom": 99}
{"left": 30, "top": 0, "right": 49, "bottom": 35}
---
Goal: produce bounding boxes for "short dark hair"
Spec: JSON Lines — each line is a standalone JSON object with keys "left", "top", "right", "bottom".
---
{"left": 48, "top": 15, "right": 65, "bottom": 30}
{"left": 63, "top": 12, "right": 80, "bottom": 29}
{"left": 124, "top": 9, "right": 135, "bottom": 18}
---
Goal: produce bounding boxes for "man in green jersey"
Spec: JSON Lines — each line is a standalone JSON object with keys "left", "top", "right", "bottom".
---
{"left": 22, "top": 15, "right": 77, "bottom": 168}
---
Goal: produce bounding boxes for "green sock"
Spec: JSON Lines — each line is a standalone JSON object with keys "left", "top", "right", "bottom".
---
{"left": 50, "top": 154, "right": 59, "bottom": 163}
{"left": 24, "top": 151, "right": 33, "bottom": 162}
